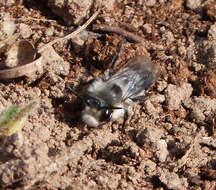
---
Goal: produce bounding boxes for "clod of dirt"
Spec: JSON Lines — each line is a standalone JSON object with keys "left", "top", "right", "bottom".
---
{"left": 203, "top": 69, "right": 216, "bottom": 98}
{"left": 144, "top": 100, "right": 160, "bottom": 118}
{"left": 135, "top": 125, "right": 170, "bottom": 163}
{"left": 205, "top": 0, "right": 216, "bottom": 21}
{"left": 184, "top": 96, "right": 216, "bottom": 125}
{"left": 136, "top": 125, "right": 163, "bottom": 147}
{"left": 41, "top": 46, "right": 70, "bottom": 76}
{"left": 46, "top": 0, "right": 94, "bottom": 25}
{"left": 201, "top": 41, "right": 216, "bottom": 69}
{"left": 144, "top": 94, "right": 165, "bottom": 118}
{"left": 139, "top": 159, "right": 157, "bottom": 175}
{"left": 158, "top": 169, "right": 188, "bottom": 190}
{"left": 47, "top": 73, "right": 65, "bottom": 98}
{"left": 71, "top": 30, "right": 101, "bottom": 54}
{"left": 165, "top": 83, "right": 193, "bottom": 111}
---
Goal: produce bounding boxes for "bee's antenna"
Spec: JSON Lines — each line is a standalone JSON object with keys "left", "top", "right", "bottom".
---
{"left": 66, "top": 86, "right": 80, "bottom": 97}
{"left": 66, "top": 85, "right": 95, "bottom": 106}
{"left": 111, "top": 38, "right": 126, "bottom": 68}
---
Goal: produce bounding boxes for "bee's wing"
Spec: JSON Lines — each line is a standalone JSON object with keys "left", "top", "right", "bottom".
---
{"left": 108, "top": 56, "right": 158, "bottom": 101}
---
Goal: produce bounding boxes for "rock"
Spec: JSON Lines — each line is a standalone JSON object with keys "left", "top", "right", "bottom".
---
{"left": 150, "top": 94, "right": 166, "bottom": 103}
{"left": 208, "top": 23, "right": 216, "bottom": 40}
{"left": 139, "top": 160, "right": 157, "bottom": 175}
{"left": 96, "top": 175, "right": 108, "bottom": 186}
{"left": 0, "top": 0, "right": 15, "bottom": 6}
{"left": 19, "top": 23, "right": 32, "bottom": 39}
{"left": 101, "top": 0, "right": 116, "bottom": 11}
{"left": 191, "top": 62, "right": 205, "bottom": 72}
{"left": 165, "top": 83, "right": 193, "bottom": 111}
{"left": 163, "top": 31, "right": 175, "bottom": 45}
{"left": 143, "top": 23, "right": 152, "bottom": 34}
{"left": 145, "top": 0, "right": 156, "bottom": 7}
{"left": 158, "top": 0, "right": 167, "bottom": 4}
{"left": 45, "top": 26, "right": 54, "bottom": 36}
{"left": 107, "top": 174, "right": 121, "bottom": 189}
{"left": 157, "top": 80, "right": 168, "bottom": 92}
{"left": 186, "top": 0, "right": 202, "bottom": 11}
{"left": 178, "top": 45, "right": 187, "bottom": 57}
{"left": 120, "top": 180, "right": 135, "bottom": 190}
{"left": 155, "top": 140, "right": 169, "bottom": 162}
{"left": 159, "top": 169, "right": 188, "bottom": 190}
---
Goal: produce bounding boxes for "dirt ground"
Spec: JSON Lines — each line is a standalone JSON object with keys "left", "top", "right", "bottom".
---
{"left": 0, "top": 0, "right": 216, "bottom": 189}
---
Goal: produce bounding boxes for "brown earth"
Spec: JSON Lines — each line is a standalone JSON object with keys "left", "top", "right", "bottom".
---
{"left": 0, "top": 0, "right": 216, "bottom": 189}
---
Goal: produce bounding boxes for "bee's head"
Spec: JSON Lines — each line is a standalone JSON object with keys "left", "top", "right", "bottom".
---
{"left": 81, "top": 95, "right": 113, "bottom": 127}
{"left": 66, "top": 86, "right": 125, "bottom": 127}
{"left": 66, "top": 86, "right": 114, "bottom": 127}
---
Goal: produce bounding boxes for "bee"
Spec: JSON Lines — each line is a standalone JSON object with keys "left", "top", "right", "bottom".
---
{"left": 67, "top": 56, "right": 158, "bottom": 127}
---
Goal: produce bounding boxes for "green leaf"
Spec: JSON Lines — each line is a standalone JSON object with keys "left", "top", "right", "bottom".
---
{"left": 0, "top": 101, "right": 37, "bottom": 138}
{"left": 0, "top": 105, "right": 19, "bottom": 126}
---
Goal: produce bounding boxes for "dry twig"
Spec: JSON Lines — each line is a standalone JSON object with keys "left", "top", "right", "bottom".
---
{"left": 0, "top": 10, "right": 100, "bottom": 79}
{"left": 17, "top": 17, "right": 58, "bottom": 23}
{"left": 0, "top": 56, "right": 43, "bottom": 79}
{"left": 38, "top": 9, "right": 100, "bottom": 53}
{"left": 92, "top": 24, "right": 145, "bottom": 43}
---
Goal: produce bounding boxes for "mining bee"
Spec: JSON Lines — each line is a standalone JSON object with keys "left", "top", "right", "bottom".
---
{"left": 67, "top": 56, "right": 158, "bottom": 127}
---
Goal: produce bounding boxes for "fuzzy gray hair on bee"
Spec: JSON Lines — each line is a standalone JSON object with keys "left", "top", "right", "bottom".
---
{"left": 67, "top": 56, "right": 158, "bottom": 127}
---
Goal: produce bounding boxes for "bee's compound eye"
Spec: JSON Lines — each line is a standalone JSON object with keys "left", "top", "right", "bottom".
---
{"left": 86, "top": 97, "right": 100, "bottom": 108}
{"left": 100, "top": 109, "right": 112, "bottom": 122}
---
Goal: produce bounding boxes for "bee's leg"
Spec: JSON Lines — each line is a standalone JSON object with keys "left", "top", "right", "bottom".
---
{"left": 65, "top": 85, "right": 79, "bottom": 96}
{"left": 130, "top": 91, "right": 146, "bottom": 102}
{"left": 104, "top": 39, "right": 126, "bottom": 81}
{"left": 111, "top": 38, "right": 126, "bottom": 69}
{"left": 131, "top": 95, "right": 147, "bottom": 102}
{"left": 122, "top": 108, "right": 129, "bottom": 132}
